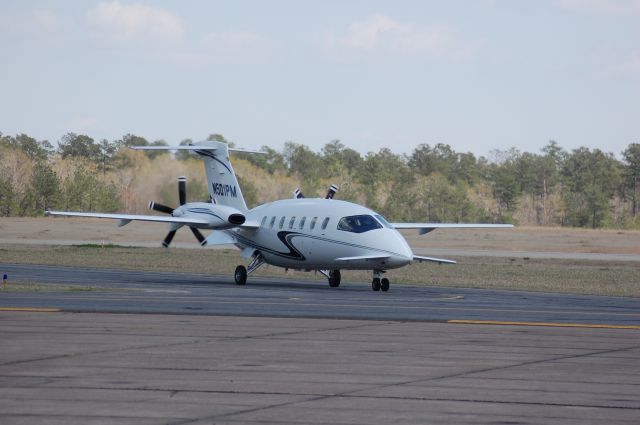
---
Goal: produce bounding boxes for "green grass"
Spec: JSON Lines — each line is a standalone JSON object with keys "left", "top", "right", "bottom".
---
{"left": 0, "top": 244, "right": 638, "bottom": 297}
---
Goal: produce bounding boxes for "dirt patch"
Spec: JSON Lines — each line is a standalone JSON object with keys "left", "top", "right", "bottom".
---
{"left": 2, "top": 217, "right": 639, "bottom": 254}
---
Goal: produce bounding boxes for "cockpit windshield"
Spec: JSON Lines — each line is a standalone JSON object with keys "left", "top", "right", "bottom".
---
{"left": 337, "top": 215, "right": 383, "bottom": 234}
{"left": 374, "top": 214, "right": 393, "bottom": 229}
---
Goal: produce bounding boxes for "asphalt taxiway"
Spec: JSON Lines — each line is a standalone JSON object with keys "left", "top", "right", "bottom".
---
{"left": 1, "top": 263, "right": 639, "bottom": 424}
{"left": 1, "top": 263, "right": 640, "bottom": 325}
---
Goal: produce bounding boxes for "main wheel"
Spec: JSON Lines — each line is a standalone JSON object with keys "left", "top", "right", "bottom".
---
{"left": 372, "top": 278, "right": 381, "bottom": 291}
{"left": 234, "top": 265, "right": 247, "bottom": 285}
{"left": 380, "top": 278, "right": 390, "bottom": 292}
{"left": 329, "top": 270, "right": 341, "bottom": 287}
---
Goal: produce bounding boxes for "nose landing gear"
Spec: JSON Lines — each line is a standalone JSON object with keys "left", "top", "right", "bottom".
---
{"left": 372, "top": 270, "right": 389, "bottom": 292}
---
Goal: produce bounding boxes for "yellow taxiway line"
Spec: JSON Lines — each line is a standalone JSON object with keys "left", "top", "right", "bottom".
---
{"left": 0, "top": 307, "right": 61, "bottom": 313}
{"left": 448, "top": 319, "right": 640, "bottom": 330}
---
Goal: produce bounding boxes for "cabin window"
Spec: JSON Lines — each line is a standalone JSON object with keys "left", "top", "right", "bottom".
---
{"left": 299, "top": 216, "right": 306, "bottom": 229}
{"left": 269, "top": 216, "right": 276, "bottom": 228}
{"left": 310, "top": 217, "right": 318, "bottom": 230}
{"left": 289, "top": 216, "right": 296, "bottom": 229}
{"left": 337, "top": 215, "right": 383, "bottom": 234}
{"left": 321, "top": 217, "right": 330, "bottom": 230}
{"left": 279, "top": 216, "right": 285, "bottom": 229}
{"left": 261, "top": 216, "right": 267, "bottom": 227}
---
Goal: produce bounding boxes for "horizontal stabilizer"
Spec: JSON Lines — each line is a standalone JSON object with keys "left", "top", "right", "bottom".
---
{"left": 412, "top": 255, "right": 456, "bottom": 264}
{"left": 130, "top": 145, "right": 264, "bottom": 154}
{"left": 335, "top": 254, "right": 391, "bottom": 262}
{"left": 45, "top": 210, "right": 209, "bottom": 226}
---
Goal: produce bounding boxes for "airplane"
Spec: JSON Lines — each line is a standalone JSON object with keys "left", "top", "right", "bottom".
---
{"left": 46, "top": 141, "right": 513, "bottom": 292}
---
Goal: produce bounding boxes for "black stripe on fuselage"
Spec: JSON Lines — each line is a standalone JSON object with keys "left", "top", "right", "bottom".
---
{"left": 232, "top": 230, "right": 403, "bottom": 262}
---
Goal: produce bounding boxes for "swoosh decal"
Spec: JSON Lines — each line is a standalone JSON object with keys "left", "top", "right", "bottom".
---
{"left": 195, "top": 149, "right": 233, "bottom": 175}
{"left": 233, "top": 230, "right": 403, "bottom": 262}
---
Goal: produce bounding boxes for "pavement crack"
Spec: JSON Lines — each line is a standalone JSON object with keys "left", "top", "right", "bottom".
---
{"left": 342, "top": 342, "right": 640, "bottom": 398}
{"left": 0, "top": 338, "right": 206, "bottom": 368}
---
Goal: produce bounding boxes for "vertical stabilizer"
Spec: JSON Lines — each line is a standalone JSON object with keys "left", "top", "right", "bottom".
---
{"left": 193, "top": 141, "right": 248, "bottom": 212}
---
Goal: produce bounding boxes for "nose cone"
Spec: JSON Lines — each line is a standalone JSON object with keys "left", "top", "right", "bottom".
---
{"left": 386, "top": 229, "right": 413, "bottom": 268}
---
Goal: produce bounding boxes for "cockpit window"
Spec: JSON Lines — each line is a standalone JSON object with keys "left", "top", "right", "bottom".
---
{"left": 337, "top": 215, "right": 383, "bottom": 233}
{"left": 374, "top": 214, "right": 393, "bottom": 229}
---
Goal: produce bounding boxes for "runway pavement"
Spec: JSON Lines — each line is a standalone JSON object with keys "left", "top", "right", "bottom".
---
{"left": 1, "top": 263, "right": 640, "bottom": 325}
{"left": 1, "top": 312, "right": 639, "bottom": 424}
{"left": 1, "top": 263, "right": 639, "bottom": 424}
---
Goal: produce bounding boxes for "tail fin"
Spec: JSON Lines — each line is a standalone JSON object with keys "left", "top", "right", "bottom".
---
{"left": 192, "top": 141, "right": 248, "bottom": 212}
{"left": 130, "top": 141, "right": 259, "bottom": 212}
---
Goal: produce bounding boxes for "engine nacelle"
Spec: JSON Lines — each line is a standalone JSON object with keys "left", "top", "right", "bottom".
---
{"left": 173, "top": 202, "right": 245, "bottom": 229}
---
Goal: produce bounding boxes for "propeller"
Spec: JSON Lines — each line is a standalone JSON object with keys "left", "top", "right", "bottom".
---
{"left": 149, "top": 176, "right": 207, "bottom": 247}
{"left": 326, "top": 184, "right": 338, "bottom": 199}
{"left": 293, "top": 188, "right": 305, "bottom": 199}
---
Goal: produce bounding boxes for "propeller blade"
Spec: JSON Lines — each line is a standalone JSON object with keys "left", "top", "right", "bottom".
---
{"left": 326, "top": 184, "right": 338, "bottom": 199}
{"left": 190, "top": 227, "right": 207, "bottom": 246}
{"left": 293, "top": 188, "right": 305, "bottom": 199}
{"left": 149, "top": 201, "right": 174, "bottom": 215}
{"left": 162, "top": 230, "right": 177, "bottom": 248}
{"left": 178, "top": 176, "right": 186, "bottom": 205}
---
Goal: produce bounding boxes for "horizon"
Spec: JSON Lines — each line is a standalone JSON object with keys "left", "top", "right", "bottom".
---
{"left": 2, "top": 128, "right": 635, "bottom": 160}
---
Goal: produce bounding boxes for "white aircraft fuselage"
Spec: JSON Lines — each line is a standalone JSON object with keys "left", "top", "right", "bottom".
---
{"left": 233, "top": 199, "right": 413, "bottom": 270}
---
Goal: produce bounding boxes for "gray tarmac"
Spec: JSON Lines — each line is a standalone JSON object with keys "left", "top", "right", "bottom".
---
{"left": 1, "top": 264, "right": 640, "bottom": 424}
{"left": 1, "top": 263, "right": 640, "bottom": 325}
{"left": 1, "top": 312, "right": 639, "bottom": 424}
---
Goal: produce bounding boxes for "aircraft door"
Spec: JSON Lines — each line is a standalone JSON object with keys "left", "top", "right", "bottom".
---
{"left": 297, "top": 216, "right": 313, "bottom": 261}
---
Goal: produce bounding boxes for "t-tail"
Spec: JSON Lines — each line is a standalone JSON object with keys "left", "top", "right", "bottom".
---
{"left": 130, "top": 141, "right": 263, "bottom": 213}
{"left": 191, "top": 141, "right": 247, "bottom": 212}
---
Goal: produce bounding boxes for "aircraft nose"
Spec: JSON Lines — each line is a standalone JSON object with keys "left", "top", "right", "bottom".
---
{"left": 388, "top": 230, "right": 413, "bottom": 267}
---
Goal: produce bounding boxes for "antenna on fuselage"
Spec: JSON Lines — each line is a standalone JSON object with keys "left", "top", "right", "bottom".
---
{"left": 325, "top": 184, "right": 338, "bottom": 199}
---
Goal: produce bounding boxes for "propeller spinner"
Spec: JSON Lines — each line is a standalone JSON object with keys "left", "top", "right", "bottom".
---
{"left": 149, "top": 176, "right": 207, "bottom": 247}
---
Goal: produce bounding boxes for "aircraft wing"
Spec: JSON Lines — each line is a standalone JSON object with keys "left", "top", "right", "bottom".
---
{"left": 412, "top": 255, "right": 457, "bottom": 264}
{"left": 392, "top": 223, "right": 513, "bottom": 235}
{"left": 45, "top": 210, "right": 209, "bottom": 227}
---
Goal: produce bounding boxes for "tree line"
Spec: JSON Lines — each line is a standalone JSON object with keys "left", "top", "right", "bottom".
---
{"left": 1, "top": 131, "right": 639, "bottom": 229}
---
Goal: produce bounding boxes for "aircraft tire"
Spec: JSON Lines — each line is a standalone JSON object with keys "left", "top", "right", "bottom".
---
{"left": 234, "top": 265, "right": 247, "bottom": 285}
{"left": 372, "top": 278, "right": 381, "bottom": 291}
{"left": 380, "top": 278, "right": 390, "bottom": 292}
{"left": 329, "top": 270, "right": 341, "bottom": 287}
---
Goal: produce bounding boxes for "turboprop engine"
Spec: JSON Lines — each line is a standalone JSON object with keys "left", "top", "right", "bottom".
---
{"left": 149, "top": 176, "right": 245, "bottom": 247}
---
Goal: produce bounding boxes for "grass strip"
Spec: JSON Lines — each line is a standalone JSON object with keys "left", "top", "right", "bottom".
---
{"left": 0, "top": 244, "right": 638, "bottom": 297}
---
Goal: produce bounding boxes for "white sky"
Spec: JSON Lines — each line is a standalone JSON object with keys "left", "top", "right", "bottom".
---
{"left": 1, "top": 0, "right": 639, "bottom": 157}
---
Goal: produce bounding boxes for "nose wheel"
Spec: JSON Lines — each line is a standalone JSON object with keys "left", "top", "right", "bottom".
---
{"left": 371, "top": 270, "right": 389, "bottom": 292}
{"left": 329, "top": 270, "right": 341, "bottom": 287}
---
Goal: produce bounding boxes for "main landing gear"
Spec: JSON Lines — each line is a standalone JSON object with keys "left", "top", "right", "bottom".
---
{"left": 234, "top": 252, "right": 265, "bottom": 285}
{"left": 319, "top": 269, "right": 341, "bottom": 287}
{"left": 371, "top": 270, "right": 389, "bottom": 292}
